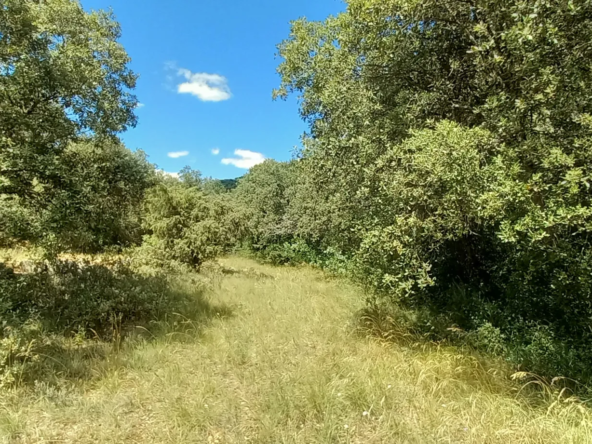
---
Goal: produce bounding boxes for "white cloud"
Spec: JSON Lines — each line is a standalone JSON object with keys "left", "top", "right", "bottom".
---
{"left": 168, "top": 151, "right": 189, "bottom": 159}
{"left": 177, "top": 68, "right": 231, "bottom": 102}
{"left": 211, "top": 148, "right": 220, "bottom": 155}
{"left": 222, "top": 149, "right": 266, "bottom": 169}
{"left": 156, "top": 170, "right": 180, "bottom": 179}
{"left": 136, "top": 103, "right": 145, "bottom": 109}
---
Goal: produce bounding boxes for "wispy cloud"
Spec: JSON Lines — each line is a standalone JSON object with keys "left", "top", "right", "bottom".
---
{"left": 168, "top": 151, "right": 189, "bottom": 159}
{"left": 136, "top": 103, "right": 145, "bottom": 109}
{"left": 222, "top": 149, "right": 266, "bottom": 169}
{"left": 211, "top": 148, "right": 220, "bottom": 155}
{"left": 176, "top": 68, "right": 231, "bottom": 102}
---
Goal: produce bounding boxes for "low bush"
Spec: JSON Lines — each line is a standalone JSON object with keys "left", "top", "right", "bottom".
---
{"left": 0, "top": 260, "right": 182, "bottom": 335}
{"left": 0, "top": 257, "right": 210, "bottom": 386}
{"left": 359, "top": 298, "right": 592, "bottom": 389}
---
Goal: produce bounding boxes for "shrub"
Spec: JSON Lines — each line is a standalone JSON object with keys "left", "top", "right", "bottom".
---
{"left": 138, "top": 179, "right": 244, "bottom": 270}
{"left": 0, "top": 259, "right": 191, "bottom": 336}
{"left": 0, "top": 254, "right": 225, "bottom": 387}
{"left": 269, "top": 0, "right": 592, "bottom": 381}
{"left": 233, "top": 160, "right": 298, "bottom": 252}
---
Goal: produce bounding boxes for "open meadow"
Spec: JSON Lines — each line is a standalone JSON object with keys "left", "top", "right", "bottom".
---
{"left": 1, "top": 256, "right": 590, "bottom": 444}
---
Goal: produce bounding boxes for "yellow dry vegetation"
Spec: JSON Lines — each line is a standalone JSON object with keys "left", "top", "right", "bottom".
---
{"left": 1, "top": 257, "right": 591, "bottom": 443}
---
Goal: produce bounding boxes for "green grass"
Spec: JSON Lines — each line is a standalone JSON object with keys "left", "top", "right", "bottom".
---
{"left": 1, "top": 256, "right": 591, "bottom": 443}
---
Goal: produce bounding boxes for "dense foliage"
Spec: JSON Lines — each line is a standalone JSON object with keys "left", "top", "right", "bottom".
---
{"left": 0, "top": 0, "right": 142, "bottom": 250}
{"left": 0, "top": 0, "right": 137, "bottom": 190}
{"left": 240, "top": 0, "right": 592, "bottom": 380}
{"left": 138, "top": 173, "right": 245, "bottom": 270}
{"left": 233, "top": 160, "right": 296, "bottom": 257}
{"left": 0, "top": 1, "right": 208, "bottom": 385}
{"left": 42, "top": 139, "right": 156, "bottom": 251}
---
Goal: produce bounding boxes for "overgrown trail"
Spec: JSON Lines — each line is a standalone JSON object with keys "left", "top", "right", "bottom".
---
{"left": 2, "top": 257, "right": 591, "bottom": 443}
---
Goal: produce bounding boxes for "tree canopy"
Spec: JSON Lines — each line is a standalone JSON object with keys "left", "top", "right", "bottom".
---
{"left": 0, "top": 0, "right": 137, "bottom": 198}
{"left": 0, "top": 0, "right": 142, "bottom": 249}
{"left": 265, "top": 0, "right": 592, "bottom": 379}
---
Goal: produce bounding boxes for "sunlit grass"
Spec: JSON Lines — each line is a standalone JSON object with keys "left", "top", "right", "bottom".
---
{"left": 1, "top": 256, "right": 591, "bottom": 443}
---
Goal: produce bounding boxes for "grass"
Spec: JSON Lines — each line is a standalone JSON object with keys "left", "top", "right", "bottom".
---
{"left": 1, "top": 256, "right": 591, "bottom": 443}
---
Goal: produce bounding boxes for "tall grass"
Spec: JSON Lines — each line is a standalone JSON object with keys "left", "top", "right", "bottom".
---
{"left": 0, "top": 256, "right": 590, "bottom": 443}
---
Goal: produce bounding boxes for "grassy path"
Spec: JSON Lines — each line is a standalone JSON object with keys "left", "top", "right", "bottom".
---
{"left": 1, "top": 257, "right": 591, "bottom": 443}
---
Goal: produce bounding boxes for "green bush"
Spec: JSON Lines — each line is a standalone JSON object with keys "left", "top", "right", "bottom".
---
{"left": 0, "top": 320, "right": 45, "bottom": 388}
{"left": 0, "top": 139, "right": 155, "bottom": 253}
{"left": 41, "top": 139, "right": 156, "bottom": 252}
{"left": 0, "top": 256, "right": 214, "bottom": 386}
{"left": 0, "top": 259, "right": 189, "bottom": 336}
{"left": 233, "top": 160, "right": 298, "bottom": 251}
{"left": 349, "top": 121, "right": 592, "bottom": 380}
{"left": 138, "top": 178, "right": 244, "bottom": 270}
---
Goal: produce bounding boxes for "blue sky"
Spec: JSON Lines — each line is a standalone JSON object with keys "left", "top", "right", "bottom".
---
{"left": 80, "top": 0, "right": 344, "bottom": 179}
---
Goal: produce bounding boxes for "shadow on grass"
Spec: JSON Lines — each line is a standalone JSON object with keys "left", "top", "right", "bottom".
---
{"left": 354, "top": 303, "right": 592, "bottom": 405}
{"left": 0, "top": 259, "right": 233, "bottom": 387}
{"left": 202, "top": 262, "right": 275, "bottom": 281}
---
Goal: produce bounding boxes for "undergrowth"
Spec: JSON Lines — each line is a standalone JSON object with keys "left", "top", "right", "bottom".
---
{"left": 0, "top": 251, "right": 231, "bottom": 388}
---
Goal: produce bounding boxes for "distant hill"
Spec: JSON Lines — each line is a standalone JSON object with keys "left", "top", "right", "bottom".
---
{"left": 219, "top": 178, "right": 239, "bottom": 191}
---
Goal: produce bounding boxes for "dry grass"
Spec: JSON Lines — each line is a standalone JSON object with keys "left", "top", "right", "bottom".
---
{"left": 1, "top": 256, "right": 591, "bottom": 443}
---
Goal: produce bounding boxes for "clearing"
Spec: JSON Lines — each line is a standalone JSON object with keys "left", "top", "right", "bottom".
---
{"left": 1, "top": 257, "right": 590, "bottom": 443}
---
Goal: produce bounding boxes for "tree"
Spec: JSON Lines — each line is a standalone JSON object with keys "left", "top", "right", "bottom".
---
{"left": 274, "top": 0, "right": 592, "bottom": 378}
{"left": 275, "top": 0, "right": 592, "bottom": 251}
{"left": 234, "top": 160, "right": 297, "bottom": 250}
{"left": 42, "top": 138, "right": 156, "bottom": 251}
{"left": 0, "top": 0, "right": 137, "bottom": 202}
{"left": 178, "top": 166, "right": 203, "bottom": 188}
